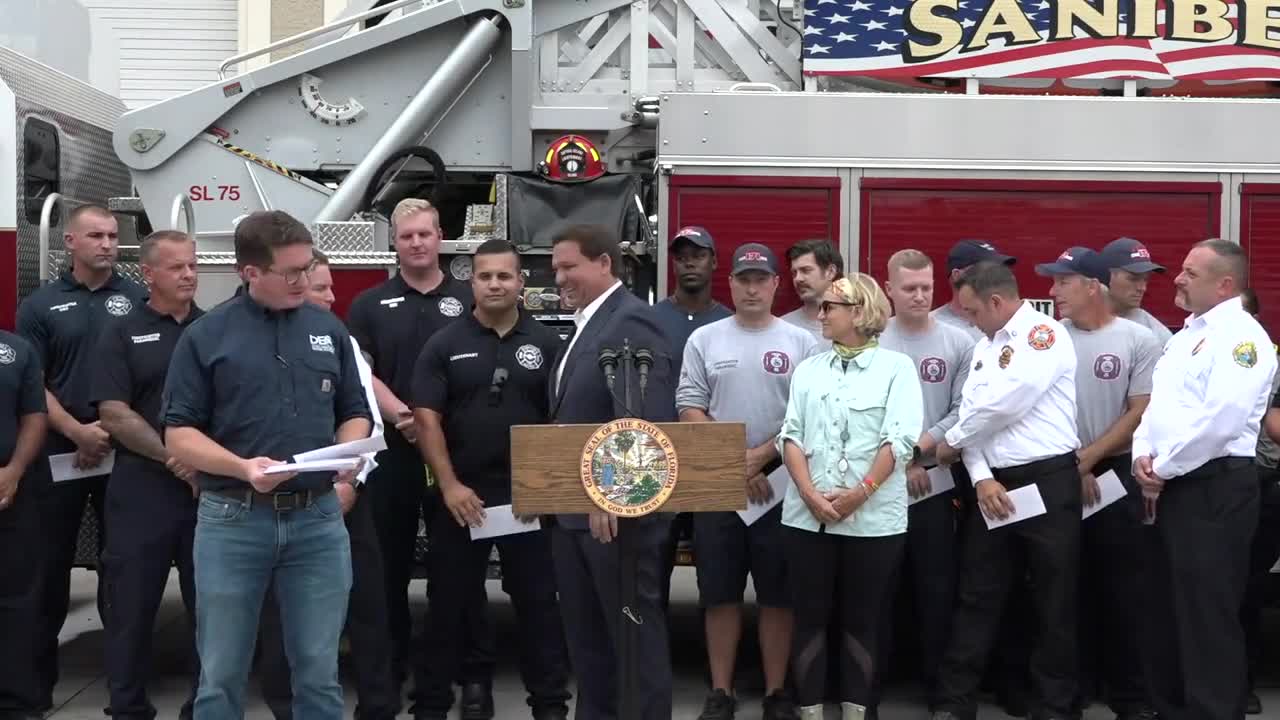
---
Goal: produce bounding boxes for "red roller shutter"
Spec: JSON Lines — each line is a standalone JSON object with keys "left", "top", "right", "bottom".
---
{"left": 860, "top": 179, "right": 1221, "bottom": 329}
{"left": 1241, "top": 184, "right": 1280, "bottom": 339}
{"left": 668, "top": 176, "right": 842, "bottom": 315}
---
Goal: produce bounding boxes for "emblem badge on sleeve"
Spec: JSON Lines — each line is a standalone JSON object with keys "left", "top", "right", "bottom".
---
{"left": 1234, "top": 341, "right": 1259, "bottom": 368}
{"left": 1027, "top": 324, "right": 1056, "bottom": 350}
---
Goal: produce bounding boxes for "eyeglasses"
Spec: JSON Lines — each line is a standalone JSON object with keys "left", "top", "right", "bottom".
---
{"left": 265, "top": 261, "right": 316, "bottom": 286}
{"left": 819, "top": 300, "right": 859, "bottom": 314}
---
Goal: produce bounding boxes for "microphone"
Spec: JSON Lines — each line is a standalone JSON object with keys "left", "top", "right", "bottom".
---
{"left": 634, "top": 348, "right": 653, "bottom": 401}
{"left": 598, "top": 348, "right": 619, "bottom": 391}
{"left": 488, "top": 367, "right": 508, "bottom": 407}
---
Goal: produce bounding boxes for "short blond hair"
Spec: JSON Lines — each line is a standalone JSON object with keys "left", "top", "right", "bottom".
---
{"left": 887, "top": 248, "right": 932, "bottom": 276}
{"left": 391, "top": 198, "right": 440, "bottom": 236}
{"left": 829, "top": 273, "right": 891, "bottom": 337}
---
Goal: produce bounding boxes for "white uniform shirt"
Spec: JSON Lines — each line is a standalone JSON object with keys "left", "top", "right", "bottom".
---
{"left": 352, "top": 336, "right": 382, "bottom": 485}
{"left": 555, "top": 279, "right": 623, "bottom": 396}
{"left": 1132, "top": 296, "right": 1278, "bottom": 480}
{"left": 943, "top": 301, "right": 1080, "bottom": 483}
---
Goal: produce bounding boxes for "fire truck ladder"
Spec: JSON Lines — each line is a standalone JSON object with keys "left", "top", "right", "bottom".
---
{"left": 111, "top": 0, "right": 802, "bottom": 251}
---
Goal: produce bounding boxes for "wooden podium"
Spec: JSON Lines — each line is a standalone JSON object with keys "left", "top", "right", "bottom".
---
{"left": 511, "top": 417, "right": 748, "bottom": 720}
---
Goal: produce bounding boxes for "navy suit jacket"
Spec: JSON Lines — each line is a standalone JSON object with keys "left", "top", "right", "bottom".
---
{"left": 549, "top": 284, "right": 677, "bottom": 530}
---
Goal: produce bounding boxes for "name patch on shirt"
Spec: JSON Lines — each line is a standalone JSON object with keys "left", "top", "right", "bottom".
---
{"left": 131, "top": 333, "right": 161, "bottom": 345}
{"left": 450, "top": 352, "right": 478, "bottom": 362}
{"left": 50, "top": 301, "right": 77, "bottom": 313}
{"left": 380, "top": 296, "right": 405, "bottom": 308}
{"left": 310, "top": 334, "right": 335, "bottom": 354}
{"left": 712, "top": 359, "right": 738, "bottom": 371}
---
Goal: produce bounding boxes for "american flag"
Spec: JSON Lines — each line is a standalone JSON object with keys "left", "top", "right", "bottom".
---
{"left": 801, "top": 0, "right": 1280, "bottom": 79}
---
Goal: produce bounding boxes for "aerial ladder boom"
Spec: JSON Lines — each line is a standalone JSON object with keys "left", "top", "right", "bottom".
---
{"left": 111, "top": 0, "right": 801, "bottom": 250}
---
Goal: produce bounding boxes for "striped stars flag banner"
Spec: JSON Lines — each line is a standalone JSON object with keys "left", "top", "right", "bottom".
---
{"left": 801, "top": 0, "right": 1280, "bottom": 80}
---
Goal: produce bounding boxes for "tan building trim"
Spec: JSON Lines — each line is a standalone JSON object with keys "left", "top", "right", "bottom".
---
{"left": 238, "top": 0, "right": 346, "bottom": 68}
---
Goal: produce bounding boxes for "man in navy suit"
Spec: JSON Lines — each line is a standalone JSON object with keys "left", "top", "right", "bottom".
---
{"left": 547, "top": 224, "right": 677, "bottom": 720}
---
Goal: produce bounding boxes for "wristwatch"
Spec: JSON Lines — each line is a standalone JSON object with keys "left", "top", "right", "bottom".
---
{"left": 911, "top": 445, "right": 922, "bottom": 465}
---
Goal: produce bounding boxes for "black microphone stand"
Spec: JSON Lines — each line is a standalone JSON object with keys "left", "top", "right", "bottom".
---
{"left": 608, "top": 339, "right": 645, "bottom": 720}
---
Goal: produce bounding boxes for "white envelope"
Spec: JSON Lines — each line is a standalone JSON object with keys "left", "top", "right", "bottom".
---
{"left": 263, "top": 458, "right": 362, "bottom": 475}
{"left": 908, "top": 466, "right": 956, "bottom": 505}
{"left": 1082, "top": 470, "right": 1127, "bottom": 519}
{"left": 49, "top": 450, "right": 115, "bottom": 483}
{"left": 470, "top": 504, "right": 541, "bottom": 540}
{"left": 983, "top": 483, "right": 1048, "bottom": 529}
{"left": 737, "top": 466, "right": 791, "bottom": 526}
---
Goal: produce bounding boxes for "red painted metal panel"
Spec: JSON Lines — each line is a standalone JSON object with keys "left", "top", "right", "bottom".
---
{"left": 330, "top": 268, "right": 393, "bottom": 322}
{"left": 861, "top": 178, "right": 1222, "bottom": 195}
{"left": 0, "top": 230, "right": 14, "bottom": 331}
{"left": 1240, "top": 186, "right": 1280, "bottom": 339}
{"left": 861, "top": 182, "right": 1221, "bottom": 328}
{"left": 668, "top": 177, "right": 841, "bottom": 315}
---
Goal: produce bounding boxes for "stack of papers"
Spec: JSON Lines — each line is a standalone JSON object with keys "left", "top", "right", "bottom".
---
{"left": 49, "top": 450, "right": 116, "bottom": 483}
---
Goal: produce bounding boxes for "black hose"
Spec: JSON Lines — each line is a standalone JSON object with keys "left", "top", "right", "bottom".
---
{"left": 360, "top": 145, "right": 449, "bottom": 212}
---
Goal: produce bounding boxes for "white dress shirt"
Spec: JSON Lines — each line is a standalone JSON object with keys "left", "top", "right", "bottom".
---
{"left": 555, "top": 279, "right": 623, "bottom": 396}
{"left": 1132, "top": 295, "right": 1278, "bottom": 480}
{"left": 352, "top": 336, "right": 383, "bottom": 485}
{"left": 944, "top": 301, "right": 1080, "bottom": 482}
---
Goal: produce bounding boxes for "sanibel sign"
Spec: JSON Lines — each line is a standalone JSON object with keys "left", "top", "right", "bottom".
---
{"left": 801, "top": 0, "right": 1280, "bottom": 80}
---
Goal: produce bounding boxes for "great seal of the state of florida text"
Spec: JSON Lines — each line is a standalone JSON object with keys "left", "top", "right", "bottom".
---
{"left": 580, "top": 419, "right": 678, "bottom": 516}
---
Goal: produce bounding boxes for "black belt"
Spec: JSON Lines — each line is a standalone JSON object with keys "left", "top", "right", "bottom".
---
{"left": 207, "top": 484, "right": 333, "bottom": 511}
{"left": 992, "top": 451, "right": 1078, "bottom": 489}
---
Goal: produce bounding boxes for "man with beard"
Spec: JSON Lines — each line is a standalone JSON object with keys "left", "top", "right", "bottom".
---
{"left": 1099, "top": 238, "right": 1173, "bottom": 347}
{"left": 651, "top": 225, "right": 731, "bottom": 609}
{"left": 1133, "top": 239, "right": 1277, "bottom": 720}
{"left": 782, "top": 239, "right": 842, "bottom": 342}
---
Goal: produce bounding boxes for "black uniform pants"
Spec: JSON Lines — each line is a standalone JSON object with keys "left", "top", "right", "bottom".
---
{"left": 787, "top": 527, "right": 905, "bottom": 709}
{"left": 550, "top": 517, "right": 672, "bottom": 720}
{"left": 934, "top": 452, "right": 1081, "bottom": 720}
{"left": 1242, "top": 465, "right": 1280, "bottom": 695}
{"left": 0, "top": 472, "right": 46, "bottom": 717}
{"left": 1140, "top": 456, "right": 1258, "bottom": 720}
{"left": 257, "top": 489, "right": 398, "bottom": 720}
{"left": 100, "top": 461, "right": 199, "bottom": 720}
{"left": 416, "top": 517, "right": 571, "bottom": 717}
{"left": 365, "top": 444, "right": 493, "bottom": 683}
{"left": 895, "top": 487, "right": 957, "bottom": 695}
{"left": 1076, "top": 454, "right": 1148, "bottom": 715}
{"left": 36, "top": 469, "right": 108, "bottom": 703}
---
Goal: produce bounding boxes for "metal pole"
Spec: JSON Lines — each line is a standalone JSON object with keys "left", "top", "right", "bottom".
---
{"left": 617, "top": 340, "right": 640, "bottom": 720}
{"left": 313, "top": 12, "right": 504, "bottom": 223}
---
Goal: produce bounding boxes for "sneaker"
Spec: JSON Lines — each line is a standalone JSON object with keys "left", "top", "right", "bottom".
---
{"left": 763, "top": 690, "right": 799, "bottom": 720}
{"left": 697, "top": 689, "right": 736, "bottom": 720}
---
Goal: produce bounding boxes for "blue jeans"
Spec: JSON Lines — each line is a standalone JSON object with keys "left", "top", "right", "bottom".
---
{"left": 192, "top": 488, "right": 352, "bottom": 720}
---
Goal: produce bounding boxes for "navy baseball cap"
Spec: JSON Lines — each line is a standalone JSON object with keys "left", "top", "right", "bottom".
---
{"left": 1034, "top": 246, "right": 1111, "bottom": 284}
{"left": 947, "top": 239, "right": 1016, "bottom": 271}
{"left": 1100, "top": 237, "right": 1165, "bottom": 273}
{"left": 670, "top": 225, "right": 715, "bottom": 251}
{"left": 730, "top": 243, "right": 778, "bottom": 275}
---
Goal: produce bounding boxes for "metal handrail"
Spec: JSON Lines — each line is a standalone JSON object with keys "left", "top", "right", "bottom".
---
{"left": 171, "top": 193, "right": 195, "bottom": 237}
{"left": 728, "top": 82, "right": 782, "bottom": 92}
{"left": 218, "top": 0, "right": 425, "bottom": 78}
{"left": 38, "top": 192, "right": 64, "bottom": 283}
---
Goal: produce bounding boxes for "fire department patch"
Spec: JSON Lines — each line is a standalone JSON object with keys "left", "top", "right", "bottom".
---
{"left": 105, "top": 294, "right": 133, "bottom": 317}
{"left": 1027, "top": 324, "right": 1055, "bottom": 351}
{"left": 920, "top": 357, "right": 947, "bottom": 383}
{"left": 0, "top": 343, "right": 14, "bottom": 365}
{"left": 762, "top": 351, "right": 791, "bottom": 375}
{"left": 515, "top": 344, "right": 543, "bottom": 370}
{"left": 438, "top": 297, "right": 463, "bottom": 317}
{"left": 1234, "top": 341, "right": 1259, "bottom": 368}
{"left": 1192, "top": 338, "right": 1206, "bottom": 355}
{"left": 998, "top": 345, "right": 1014, "bottom": 369}
{"left": 1094, "top": 353, "right": 1122, "bottom": 380}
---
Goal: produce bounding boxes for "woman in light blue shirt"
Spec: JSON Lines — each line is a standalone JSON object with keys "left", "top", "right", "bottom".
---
{"left": 777, "top": 274, "right": 924, "bottom": 720}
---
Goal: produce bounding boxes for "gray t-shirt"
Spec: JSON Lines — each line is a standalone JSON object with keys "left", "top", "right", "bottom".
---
{"left": 1122, "top": 307, "right": 1173, "bottom": 347}
{"left": 677, "top": 316, "right": 821, "bottom": 448}
{"left": 879, "top": 317, "right": 974, "bottom": 444}
{"left": 931, "top": 303, "right": 983, "bottom": 342}
{"left": 1063, "top": 316, "right": 1161, "bottom": 452}
{"left": 1257, "top": 353, "right": 1280, "bottom": 469}
{"left": 781, "top": 307, "right": 826, "bottom": 344}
